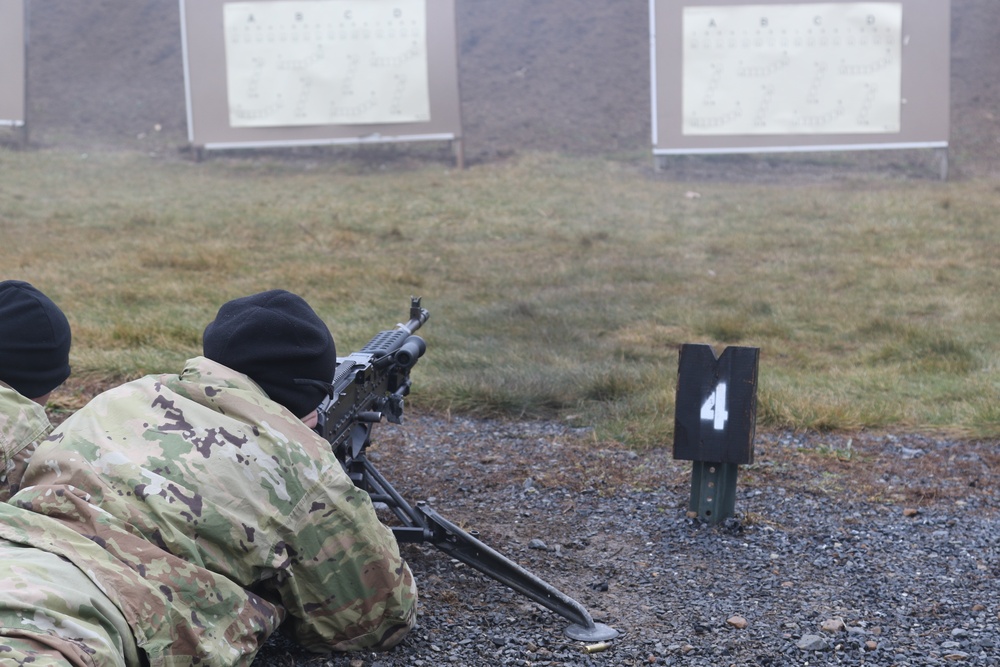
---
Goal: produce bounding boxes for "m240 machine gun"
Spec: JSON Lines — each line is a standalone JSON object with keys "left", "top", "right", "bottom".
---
{"left": 314, "top": 297, "right": 618, "bottom": 642}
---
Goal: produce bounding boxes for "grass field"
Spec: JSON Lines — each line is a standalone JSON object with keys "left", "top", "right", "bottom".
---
{"left": 2, "top": 147, "right": 998, "bottom": 446}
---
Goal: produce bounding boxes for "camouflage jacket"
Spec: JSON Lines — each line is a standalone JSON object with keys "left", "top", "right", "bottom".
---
{"left": 0, "top": 382, "right": 51, "bottom": 503}
{"left": 0, "top": 357, "right": 416, "bottom": 667}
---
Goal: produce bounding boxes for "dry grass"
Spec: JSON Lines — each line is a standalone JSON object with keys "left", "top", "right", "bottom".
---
{"left": 2, "top": 148, "right": 999, "bottom": 446}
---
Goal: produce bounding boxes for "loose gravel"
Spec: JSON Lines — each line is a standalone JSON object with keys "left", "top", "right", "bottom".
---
{"left": 252, "top": 414, "right": 1000, "bottom": 667}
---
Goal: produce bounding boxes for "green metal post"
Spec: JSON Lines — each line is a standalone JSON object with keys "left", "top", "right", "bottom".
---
{"left": 688, "top": 461, "right": 739, "bottom": 524}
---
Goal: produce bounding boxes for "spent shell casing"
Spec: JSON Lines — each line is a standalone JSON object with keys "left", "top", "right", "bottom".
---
{"left": 582, "top": 641, "right": 611, "bottom": 654}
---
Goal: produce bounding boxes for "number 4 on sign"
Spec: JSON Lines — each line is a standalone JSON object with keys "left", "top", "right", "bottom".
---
{"left": 700, "top": 382, "right": 728, "bottom": 431}
{"left": 673, "top": 343, "right": 757, "bottom": 466}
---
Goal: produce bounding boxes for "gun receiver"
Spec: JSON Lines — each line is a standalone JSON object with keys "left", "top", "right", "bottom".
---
{"left": 315, "top": 298, "right": 617, "bottom": 643}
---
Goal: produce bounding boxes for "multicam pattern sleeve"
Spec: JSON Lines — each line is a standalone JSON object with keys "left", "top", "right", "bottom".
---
{"left": 0, "top": 535, "right": 143, "bottom": 667}
{"left": 8, "top": 357, "right": 415, "bottom": 665}
{"left": 0, "top": 383, "right": 51, "bottom": 503}
{"left": 270, "top": 447, "right": 417, "bottom": 653}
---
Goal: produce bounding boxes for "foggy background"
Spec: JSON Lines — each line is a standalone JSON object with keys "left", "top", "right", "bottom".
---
{"left": 16, "top": 0, "right": 1000, "bottom": 178}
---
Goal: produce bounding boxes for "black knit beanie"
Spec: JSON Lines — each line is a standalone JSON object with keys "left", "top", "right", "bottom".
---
{"left": 0, "top": 280, "right": 72, "bottom": 399}
{"left": 203, "top": 290, "right": 336, "bottom": 417}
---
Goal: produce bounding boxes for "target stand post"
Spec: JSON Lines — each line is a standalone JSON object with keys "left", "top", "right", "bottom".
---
{"left": 673, "top": 344, "right": 759, "bottom": 524}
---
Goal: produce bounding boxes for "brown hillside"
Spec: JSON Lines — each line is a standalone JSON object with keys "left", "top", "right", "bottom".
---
{"left": 18, "top": 0, "right": 1000, "bottom": 179}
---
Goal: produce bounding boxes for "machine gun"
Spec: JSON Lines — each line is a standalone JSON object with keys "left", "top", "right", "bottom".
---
{"left": 314, "top": 297, "right": 618, "bottom": 642}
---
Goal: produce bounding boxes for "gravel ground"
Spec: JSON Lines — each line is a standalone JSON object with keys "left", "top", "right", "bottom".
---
{"left": 250, "top": 413, "right": 1000, "bottom": 667}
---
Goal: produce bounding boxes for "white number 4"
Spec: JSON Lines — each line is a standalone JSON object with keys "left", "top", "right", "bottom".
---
{"left": 700, "top": 382, "right": 729, "bottom": 431}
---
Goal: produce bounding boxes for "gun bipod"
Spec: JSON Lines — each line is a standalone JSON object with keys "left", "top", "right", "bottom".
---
{"left": 351, "top": 454, "right": 619, "bottom": 642}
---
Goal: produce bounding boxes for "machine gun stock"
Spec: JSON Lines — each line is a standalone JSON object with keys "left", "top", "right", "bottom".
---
{"left": 315, "top": 298, "right": 618, "bottom": 643}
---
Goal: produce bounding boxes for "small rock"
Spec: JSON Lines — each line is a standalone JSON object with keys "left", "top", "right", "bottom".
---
{"left": 727, "top": 615, "right": 748, "bottom": 629}
{"left": 903, "top": 508, "right": 920, "bottom": 517}
{"left": 722, "top": 517, "right": 743, "bottom": 533}
{"left": 821, "top": 617, "right": 846, "bottom": 634}
{"left": 797, "top": 634, "right": 829, "bottom": 651}
{"left": 527, "top": 538, "right": 547, "bottom": 550}
{"left": 865, "top": 640, "right": 878, "bottom": 651}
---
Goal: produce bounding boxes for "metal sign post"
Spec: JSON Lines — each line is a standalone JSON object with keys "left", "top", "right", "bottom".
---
{"left": 0, "top": 0, "right": 28, "bottom": 146}
{"left": 673, "top": 344, "right": 759, "bottom": 523}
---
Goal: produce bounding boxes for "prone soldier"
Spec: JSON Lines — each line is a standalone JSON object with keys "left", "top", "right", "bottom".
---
{"left": 0, "top": 279, "right": 72, "bottom": 502}
{"left": 0, "top": 289, "right": 416, "bottom": 665}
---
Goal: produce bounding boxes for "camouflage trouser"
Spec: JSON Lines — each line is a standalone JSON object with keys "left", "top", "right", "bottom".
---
{"left": 0, "top": 540, "right": 142, "bottom": 667}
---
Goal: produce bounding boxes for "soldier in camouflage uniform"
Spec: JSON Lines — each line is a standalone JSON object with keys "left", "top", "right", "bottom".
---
{"left": 0, "top": 280, "right": 106, "bottom": 665}
{"left": 0, "top": 290, "right": 417, "bottom": 666}
{"left": 0, "top": 280, "right": 72, "bottom": 502}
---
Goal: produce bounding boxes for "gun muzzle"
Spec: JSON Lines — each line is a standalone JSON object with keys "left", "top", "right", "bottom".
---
{"left": 394, "top": 335, "right": 427, "bottom": 369}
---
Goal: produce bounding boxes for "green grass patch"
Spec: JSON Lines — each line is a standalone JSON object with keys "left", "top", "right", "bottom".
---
{"left": 3, "top": 148, "right": 999, "bottom": 445}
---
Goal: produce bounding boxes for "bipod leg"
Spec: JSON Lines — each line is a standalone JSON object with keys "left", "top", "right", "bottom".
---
{"left": 415, "top": 502, "right": 618, "bottom": 642}
{"left": 354, "top": 455, "right": 434, "bottom": 543}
